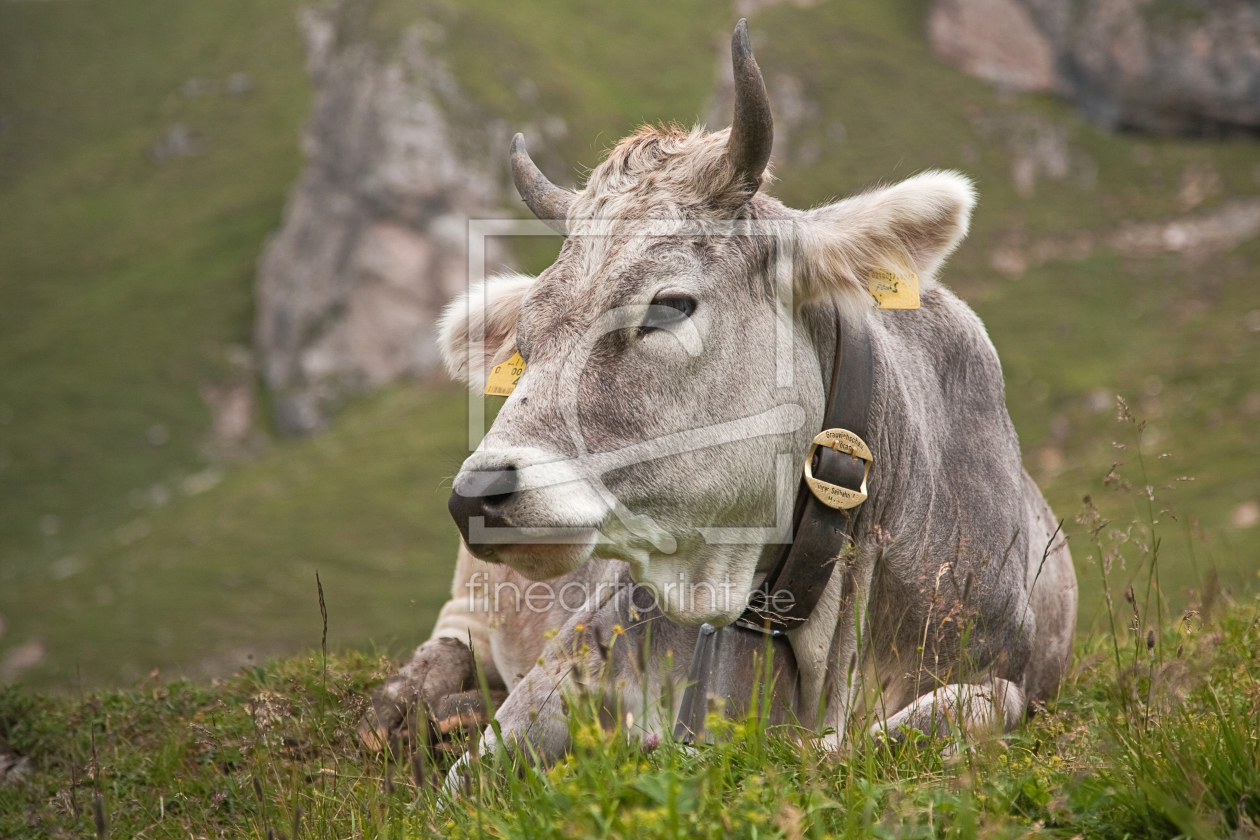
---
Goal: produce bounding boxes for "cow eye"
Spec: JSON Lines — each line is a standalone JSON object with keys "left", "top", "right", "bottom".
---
{"left": 639, "top": 295, "right": 696, "bottom": 336}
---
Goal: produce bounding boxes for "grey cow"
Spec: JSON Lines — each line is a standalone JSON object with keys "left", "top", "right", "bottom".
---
{"left": 363, "top": 21, "right": 1078, "bottom": 766}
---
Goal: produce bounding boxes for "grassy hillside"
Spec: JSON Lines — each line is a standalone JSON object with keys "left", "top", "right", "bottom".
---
{"left": 1, "top": 0, "right": 1258, "bottom": 689}
{"left": 3, "top": 596, "right": 1257, "bottom": 838}
{"left": 0, "top": 0, "right": 315, "bottom": 685}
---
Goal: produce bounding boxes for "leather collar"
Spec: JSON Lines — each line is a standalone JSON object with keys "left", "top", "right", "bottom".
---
{"left": 737, "top": 302, "right": 874, "bottom": 634}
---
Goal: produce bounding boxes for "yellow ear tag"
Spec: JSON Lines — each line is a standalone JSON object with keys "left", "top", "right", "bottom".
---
{"left": 484, "top": 351, "right": 526, "bottom": 397}
{"left": 868, "top": 268, "right": 920, "bottom": 310}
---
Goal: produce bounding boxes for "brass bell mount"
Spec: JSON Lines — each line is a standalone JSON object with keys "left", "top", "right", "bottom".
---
{"left": 802, "top": 428, "right": 872, "bottom": 510}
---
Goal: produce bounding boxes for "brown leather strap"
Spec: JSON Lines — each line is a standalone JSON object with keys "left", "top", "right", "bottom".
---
{"left": 737, "top": 303, "right": 873, "bottom": 634}
{"left": 672, "top": 303, "right": 875, "bottom": 743}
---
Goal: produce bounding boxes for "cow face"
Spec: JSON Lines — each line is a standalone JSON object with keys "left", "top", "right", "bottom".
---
{"left": 440, "top": 23, "right": 974, "bottom": 624}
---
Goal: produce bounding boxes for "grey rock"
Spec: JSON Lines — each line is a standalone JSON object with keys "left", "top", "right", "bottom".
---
{"left": 0, "top": 738, "right": 31, "bottom": 787}
{"left": 1109, "top": 198, "right": 1260, "bottom": 259}
{"left": 929, "top": 0, "right": 1260, "bottom": 136}
{"left": 255, "top": 5, "right": 514, "bottom": 434}
{"left": 928, "top": 0, "right": 1058, "bottom": 93}
{"left": 198, "top": 346, "right": 264, "bottom": 460}
{"left": 0, "top": 639, "right": 44, "bottom": 683}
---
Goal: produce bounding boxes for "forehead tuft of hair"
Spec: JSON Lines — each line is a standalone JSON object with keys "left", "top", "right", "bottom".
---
{"left": 572, "top": 124, "right": 770, "bottom": 222}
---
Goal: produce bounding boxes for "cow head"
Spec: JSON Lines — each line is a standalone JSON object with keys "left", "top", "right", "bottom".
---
{"left": 442, "top": 21, "right": 974, "bottom": 624}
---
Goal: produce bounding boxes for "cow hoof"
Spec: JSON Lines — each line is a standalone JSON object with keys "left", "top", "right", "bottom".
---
{"left": 431, "top": 689, "right": 508, "bottom": 737}
{"left": 358, "top": 689, "right": 507, "bottom": 756}
{"left": 356, "top": 716, "right": 393, "bottom": 754}
{"left": 358, "top": 637, "right": 481, "bottom": 754}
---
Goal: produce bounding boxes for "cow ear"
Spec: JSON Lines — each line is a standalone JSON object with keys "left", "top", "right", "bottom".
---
{"left": 794, "top": 170, "right": 975, "bottom": 310}
{"left": 438, "top": 273, "right": 536, "bottom": 386}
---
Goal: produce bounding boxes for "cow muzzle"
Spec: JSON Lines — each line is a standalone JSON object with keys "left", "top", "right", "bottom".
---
{"left": 448, "top": 447, "right": 609, "bottom": 579}
{"left": 448, "top": 465, "right": 519, "bottom": 545}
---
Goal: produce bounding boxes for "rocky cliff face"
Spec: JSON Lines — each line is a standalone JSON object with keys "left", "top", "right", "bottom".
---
{"left": 255, "top": 5, "right": 512, "bottom": 434}
{"left": 929, "top": 0, "right": 1260, "bottom": 136}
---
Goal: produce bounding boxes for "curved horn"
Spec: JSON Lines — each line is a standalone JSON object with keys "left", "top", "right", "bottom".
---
{"left": 510, "top": 133, "right": 573, "bottom": 235}
{"left": 726, "top": 19, "right": 773, "bottom": 195}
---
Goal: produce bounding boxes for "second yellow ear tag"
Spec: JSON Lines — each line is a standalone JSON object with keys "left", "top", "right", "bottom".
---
{"left": 868, "top": 268, "right": 920, "bottom": 309}
{"left": 484, "top": 351, "right": 527, "bottom": 397}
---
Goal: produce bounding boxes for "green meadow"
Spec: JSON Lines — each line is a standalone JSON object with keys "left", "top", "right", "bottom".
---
{"left": 3, "top": 578, "right": 1257, "bottom": 836}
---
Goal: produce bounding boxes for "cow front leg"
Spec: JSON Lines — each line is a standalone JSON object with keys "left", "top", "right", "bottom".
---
{"left": 441, "top": 629, "right": 621, "bottom": 795}
{"left": 359, "top": 637, "right": 484, "bottom": 753}
{"left": 444, "top": 609, "right": 692, "bottom": 795}
{"left": 482, "top": 622, "right": 666, "bottom": 763}
{"left": 868, "top": 678, "right": 1025, "bottom": 747}
{"left": 360, "top": 544, "right": 505, "bottom": 753}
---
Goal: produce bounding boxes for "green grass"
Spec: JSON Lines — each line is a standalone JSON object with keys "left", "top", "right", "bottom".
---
{"left": 3, "top": 581, "right": 1256, "bottom": 838}
{"left": 2, "top": 0, "right": 1259, "bottom": 690}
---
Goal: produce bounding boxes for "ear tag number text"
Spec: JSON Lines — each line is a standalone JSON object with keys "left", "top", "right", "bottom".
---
{"left": 484, "top": 351, "right": 527, "bottom": 397}
{"left": 868, "top": 268, "right": 921, "bottom": 310}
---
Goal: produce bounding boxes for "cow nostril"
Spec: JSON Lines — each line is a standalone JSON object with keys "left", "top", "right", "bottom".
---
{"left": 484, "top": 485, "right": 515, "bottom": 512}
{"left": 484, "top": 493, "right": 511, "bottom": 510}
{"left": 487, "top": 465, "right": 518, "bottom": 508}
{"left": 464, "top": 465, "right": 519, "bottom": 511}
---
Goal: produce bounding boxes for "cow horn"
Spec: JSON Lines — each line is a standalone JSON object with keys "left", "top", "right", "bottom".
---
{"left": 510, "top": 133, "right": 572, "bottom": 234}
{"left": 726, "top": 19, "right": 773, "bottom": 196}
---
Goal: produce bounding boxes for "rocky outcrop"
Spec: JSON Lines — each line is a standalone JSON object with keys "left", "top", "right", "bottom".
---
{"left": 255, "top": 5, "right": 512, "bottom": 434}
{"left": 1110, "top": 198, "right": 1260, "bottom": 259}
{"left": 927, "top": 0, "right": 1058, "bottom": 93}
{"left": 928, "top": 0, "right": 1260, "bottom": 136}
{"left": 985, "top": 197, "right": 1260, "bottom": 279}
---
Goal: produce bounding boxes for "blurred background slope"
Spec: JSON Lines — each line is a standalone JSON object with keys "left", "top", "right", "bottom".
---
{"left": 1, "top": 0, "right": 1257, "bottom": 689}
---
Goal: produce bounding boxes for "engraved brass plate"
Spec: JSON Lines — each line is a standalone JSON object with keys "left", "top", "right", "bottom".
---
{"left": 803, "top": 428, "right": 873, "bottom": 510}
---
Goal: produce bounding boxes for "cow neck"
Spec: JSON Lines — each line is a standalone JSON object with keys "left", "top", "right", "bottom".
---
{"left": 737, "top": 300, "right": 874, "bottom": 634}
